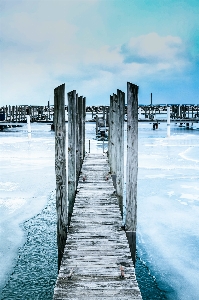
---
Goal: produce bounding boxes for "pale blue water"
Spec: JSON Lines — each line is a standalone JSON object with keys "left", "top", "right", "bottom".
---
{"left": 0, "top": 121, "right": 199, "bottom": 299}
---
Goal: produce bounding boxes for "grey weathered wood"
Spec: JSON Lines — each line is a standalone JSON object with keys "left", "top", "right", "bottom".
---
{"left": 96, "top": 114, "right": 99, "bottom": 136}
{"left": 23, "top": 105, "right": 26, "bottom": 121}
{"left": 76, "top": 94, "right": 80, "bottom": 187}
{"left": 82, "top": 97, "right": 86, "bottom": 159}
{"left": 126, "top": 82, "right": 138, "bottom": 265}
{"left": 108, "top": 95, "right": 113, "bottom": 172}
{"left": 106, "top": 106, "right": 109, "bottom": 127}
{"left": 78, "top": 96, "right": 83, "bottom": 166}
{"left": 68, "top": 90, "right": 77, "bottom": 224}
{"left": 111, "top": 93, "right": 118, "bottom": 176}
{"left": 53, "top": 154, "right": 142, "bottom": 299}
{"left": 102, "top": 105, "right": 105, "bottom": 121}
{"left": 54, "top": 83, "right": 67, "bottom": 270}
{"left": 116, "top": 89, "right": 125, "bottom": 214}
{"left": 12, "top": 106, "right": 15, "bottom": 121}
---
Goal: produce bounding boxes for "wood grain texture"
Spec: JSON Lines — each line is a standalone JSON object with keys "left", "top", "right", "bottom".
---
{"left": 125, "top": 82, "right": 138, "bottom": 265}
{"left": 53, "top": 154, "right": 142, "bottom": 299}
{"left": 126, "top": 82, "right": 138, "bottom": 232}
{"left": 54, "top": 83, "right": 67, "bottom": 269}
{"left": 68, "top": 90, "right": 77, "bottom": 224}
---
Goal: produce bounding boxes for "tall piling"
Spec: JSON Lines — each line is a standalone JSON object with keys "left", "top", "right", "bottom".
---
{"left": 79, "top": 96, "right": 83, "bottom": 166}
{"left": 82, "top": 97, "right": 86, "bottom": 159}
{"left": 67, "top": 90, "right": 77, "bottom": 225}
{"left": 108, "top": 96, "right": 113, "bottom": 171}
{"left": 111, "top": 93, "right": 118, "bottom": 177}
{"left": 167, "top": 106, "right": 170, "bottom": 137}
{"left": 76, "top": 94, "right": 80, "bottom": 187}
{"left": 54, "top": 83, "right": 67, "bottom": 270}
{"left": 116, "top": 89, "right": 125, "bottom": 214}
{"left": 126, "top": 82, "right": 139, "bottom": 265}
{"left": 96, "top": 114, "right": 99, "bottom": 136}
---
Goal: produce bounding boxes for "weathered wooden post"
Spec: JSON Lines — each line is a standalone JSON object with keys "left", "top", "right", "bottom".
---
{"left": 96, "top": 114, "right": 99, "bottom": 136}
{"left": 76, "top": 95, "right": 81, "bottom": 186}
{"left": 83, "top": 97, "right": 86, "bottom": 159}
{"left": 106, "top": 106, "right": 109, "bottom": 127}
{"left": 78, "top": 96, "right": 83, "bottom": 167}
{"left": 48, "top": 100, "right": 50, "bottom": 121}
{"left": 167, "top": 106, "right": 170, "bottom": 137}
{"left": 126, "top": 82, "right": 138, "bottom": 266}
{"left": 24, "top": 106, "right": 26, "bottom": 121}
{"left": 5, "top": 105, "right": 8, "bottom": 121}
{"left": 112, "top": 93, "right": 118, "bottom": 176}
{"left": 116, "top": 89, "right": 125, "bottom": 214}
{"left": 11, "top": 106, "right": 13, "bottom": 121}
{"left": 102, "top": 106, "right": 105, "bottom": 124}
{"left": 108, "top": 95, "right": 113, "bottom": 172}
{"left": 68, "top": 90, "right": 77, "bottom": 225}
{"left": 54, "top": 83, "right": 67, "bottom": 270}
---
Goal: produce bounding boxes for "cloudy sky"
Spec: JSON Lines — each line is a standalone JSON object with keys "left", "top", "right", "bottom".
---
{"left": 0, "top": 0, "right": 198, "bottom": 106}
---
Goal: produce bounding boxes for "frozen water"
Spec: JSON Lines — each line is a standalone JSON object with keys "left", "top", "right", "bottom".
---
{"left": 136, "top": 122, "right": 199, "bottom": 299}
{"left": 0, "top": 124, "right": 56, "bottom": 292}
{"left": 0, "top": 121, "right": 199, "bottom": 300}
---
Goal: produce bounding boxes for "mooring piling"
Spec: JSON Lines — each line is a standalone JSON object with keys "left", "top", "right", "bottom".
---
{"left": 125, "top": 82, "right": 139, "bottom": 266}
{"left": 67, "top": 91, "right": 86, "bottom": 225}
{"left": 167, "top": 106, "right": 171, "bottom": 137}
{"left": 116, "top": 89, "right": 125, "bottom": 214}
{"left": 54, "top": 83, "right": 67, "bottom": 270}
{"left": 82, "top": 97, "right": 86, "bottom": 159}
{"left": 67, "top": 90, "right": 77, "bottom": 225}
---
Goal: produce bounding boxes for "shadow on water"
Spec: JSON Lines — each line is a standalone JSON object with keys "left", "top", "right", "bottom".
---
{"left": 135, "top": 251, "right": 170, "bottom": 300}
{"left": 1, "top": 191, "right": 57, "bottom": 300}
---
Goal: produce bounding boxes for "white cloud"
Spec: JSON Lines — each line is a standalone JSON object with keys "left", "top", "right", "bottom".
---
{"left": 121, "top": 32, "right": 187, "bottom": 65}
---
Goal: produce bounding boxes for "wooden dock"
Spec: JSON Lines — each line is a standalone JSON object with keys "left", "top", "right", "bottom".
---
{"left": 53, "top": 153, "right": 142, "bottom": 299}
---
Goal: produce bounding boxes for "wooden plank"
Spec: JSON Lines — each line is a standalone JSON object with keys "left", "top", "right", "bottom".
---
{"left": 53, "top": 153, "right": 142, "bottom": 299}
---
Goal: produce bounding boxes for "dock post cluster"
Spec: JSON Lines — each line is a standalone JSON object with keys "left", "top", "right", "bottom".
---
{"left": 108, "top": 82, "right": 138, "bottom": 265}
{"left": 54, "top": 85, "right": 86, "bottom": 270}
{"left": 68, "top": 91, "right": 86, "bottom": 225}
{"left": 0, "top": 104, "right": 54, "bottom": 122}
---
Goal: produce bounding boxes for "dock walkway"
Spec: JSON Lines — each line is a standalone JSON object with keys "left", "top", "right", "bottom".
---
{"left": 53, "top": 153, "right": 142, "bottom": 299}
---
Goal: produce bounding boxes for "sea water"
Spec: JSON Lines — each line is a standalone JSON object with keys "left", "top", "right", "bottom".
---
{"left": 0, "top": 121, "right": 199, "bottom": 299}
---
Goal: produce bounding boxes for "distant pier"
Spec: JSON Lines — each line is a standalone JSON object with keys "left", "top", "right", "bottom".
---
{"left": 0, "top": 103, "right": 198, "bottom": 127}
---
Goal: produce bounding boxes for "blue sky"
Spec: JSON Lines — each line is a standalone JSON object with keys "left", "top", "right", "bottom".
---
{"left": 0, "top": 0, "right": 198, "bottom": 106}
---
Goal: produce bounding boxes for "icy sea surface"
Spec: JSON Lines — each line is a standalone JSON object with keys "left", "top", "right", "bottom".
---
{"left": 0, "top": 122, "right": 199, "bottom": 299}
